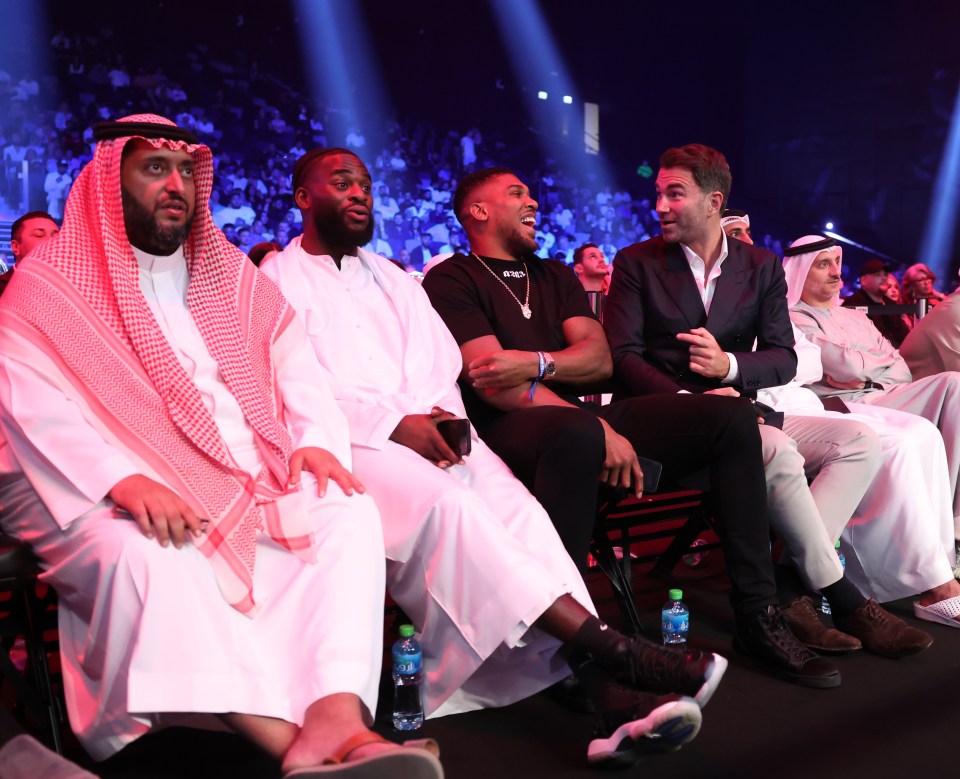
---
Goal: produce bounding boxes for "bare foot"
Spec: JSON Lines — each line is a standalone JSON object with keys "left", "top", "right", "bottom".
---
{"left": 281, "top": 694, "right": 394, "bottom": 772}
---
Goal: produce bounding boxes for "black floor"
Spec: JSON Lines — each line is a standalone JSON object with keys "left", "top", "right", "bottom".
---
{"left": 62, "top": 553, "right": 960, "bottom": 779}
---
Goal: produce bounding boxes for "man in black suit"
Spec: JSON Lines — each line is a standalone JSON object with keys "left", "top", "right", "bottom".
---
{"left": 605, "top": 144, "right": 926, "bottom": 661}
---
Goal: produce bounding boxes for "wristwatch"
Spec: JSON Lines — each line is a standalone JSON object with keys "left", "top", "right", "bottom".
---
{"left": 542, "top": 352, "right": 556, "bottom": 380}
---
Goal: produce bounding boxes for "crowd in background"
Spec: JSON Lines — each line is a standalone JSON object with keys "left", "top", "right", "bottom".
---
{"left": 1, "top": 25, "right": 811, "bottom": 274}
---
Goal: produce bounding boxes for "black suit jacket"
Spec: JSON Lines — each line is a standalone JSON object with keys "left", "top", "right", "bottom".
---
{"left": 604, "top": 235, "right": 797, "bottom": 396}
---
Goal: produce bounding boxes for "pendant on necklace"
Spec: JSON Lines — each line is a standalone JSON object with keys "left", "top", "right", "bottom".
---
{"left": 521, "top": 304, "right": 532, "bottom": 319}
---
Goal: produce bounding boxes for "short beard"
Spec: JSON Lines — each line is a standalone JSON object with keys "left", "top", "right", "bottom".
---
{"left": 504, "top": 228, "right": 538, "bottom": 259}
{"left": 310, "top": 205, "right": 375, "bottom": 253}
{"left": 122, "top": 186, "right": 194, "bottom": 256}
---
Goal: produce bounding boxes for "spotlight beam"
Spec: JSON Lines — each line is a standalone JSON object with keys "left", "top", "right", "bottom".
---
{"left": 919, "top": 82, "right": 960, "bottom": 279}
{"left": 824, "top": 230, "right": 899, "bottom": 262}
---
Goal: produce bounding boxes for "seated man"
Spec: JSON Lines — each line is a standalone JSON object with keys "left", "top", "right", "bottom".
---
{"left": 899, "top": 288, "right": 960, "bottom": 378}
{"left": 604, "top": 147, "right": 928, "bottom": 659}
{"left": 0, "top": 210, "right": 60, "bottom": 294}
{"left": 784, "top": 234, "right": 960, "bottom": 628}
{"left": 842, "top": 258, "right": 911, "bottom": 348}
{"left": 723, "top": 214, "right": 954, "bottom": 629}
{"left": 422, "top": 165, "right": 841, "bottom": 690}
{"left": 261, "top": 148, "right": 722, "bottom": 768}
{"left": 573, "top": 243, "right": 611, "bottom": 295}
{"left": 0, "top": 116, "right": 441, "bottom": 778}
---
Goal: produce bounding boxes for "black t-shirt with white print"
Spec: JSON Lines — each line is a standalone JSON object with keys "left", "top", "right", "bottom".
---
{"left": 422, "top": 252, "right": 597, "bottom": 430}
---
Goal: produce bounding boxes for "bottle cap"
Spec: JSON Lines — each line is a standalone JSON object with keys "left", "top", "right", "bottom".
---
{"left": 399, "top": 624, "right": 415, "bottom": 638}
{"left": 668, "top": 588, "right": 683, "bottom": 600}
{"left": 834, "top": 541, "right": 841, "bottom": 549}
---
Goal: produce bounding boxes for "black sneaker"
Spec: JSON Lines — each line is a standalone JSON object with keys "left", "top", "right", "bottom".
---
{"left": 734, "top": 604, "right": 841, "bottom": 688}
{"left": 614, "top": 637, "right": 728, "bottom": 707}
{"left": 587, "top": 690, "right": 701, "bottom": 767}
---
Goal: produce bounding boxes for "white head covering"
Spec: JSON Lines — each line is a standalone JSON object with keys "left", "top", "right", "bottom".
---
{"left": 720, "top": 209, "right": 750, "bottom": 230}
{"left": 782, "top": 234, "right": 843, "bottom": 307}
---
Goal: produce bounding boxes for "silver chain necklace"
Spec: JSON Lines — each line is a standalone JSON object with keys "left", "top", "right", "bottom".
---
{"left": 470, "top": 252, "right": 532, "bottom": 319}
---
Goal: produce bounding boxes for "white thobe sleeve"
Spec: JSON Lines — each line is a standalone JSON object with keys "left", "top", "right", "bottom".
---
{"left": 791, "top": 308, "right": 912, "bottom": 385}
{"left": 0, "top": 333, "right": 141, "bottom": 527}
{"left": 792, "top": 328, "right": 824, "bottom": 385}
{"left": 271, "top": 313, "right": 354, "bottom": 467}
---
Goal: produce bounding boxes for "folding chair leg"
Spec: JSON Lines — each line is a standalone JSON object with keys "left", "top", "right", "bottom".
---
{"left": 651, "top": 513, "right": 707, "bottom": 579}
{"left": 19, "top": 587, "right": 62, "bottom": 754}
{"left": 590, "top": 528, "right": 643, "bottom": 634}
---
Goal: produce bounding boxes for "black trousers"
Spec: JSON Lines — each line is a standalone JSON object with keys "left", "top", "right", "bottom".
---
{"left": 477, "top": 393, "right": 777, "bottom": 616}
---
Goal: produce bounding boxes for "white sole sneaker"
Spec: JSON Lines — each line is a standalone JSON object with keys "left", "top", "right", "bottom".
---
{"left": 694, "top": 653, "right": 728, "bottom": 708}
{"left": 587, "top": 696, "right": 702, "bottom": 767}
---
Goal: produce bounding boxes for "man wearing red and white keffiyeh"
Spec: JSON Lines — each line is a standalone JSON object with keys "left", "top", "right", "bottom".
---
{"left": 0, "top": 115, "right": 442, "bottom": 777}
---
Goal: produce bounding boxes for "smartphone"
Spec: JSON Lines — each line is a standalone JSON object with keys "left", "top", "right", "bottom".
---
{"left": 436, "top": 418, "right": 472, "bottom": 458}
{"left": 637, "top": 456, "right": 662, "bottom": 493}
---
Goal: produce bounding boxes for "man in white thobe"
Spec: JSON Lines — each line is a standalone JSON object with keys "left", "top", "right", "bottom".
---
{"left": 0, "top": 116, "right": 443, "bottom": 778}
{"left": 722, "top": 216, "right": 956, "bottom": 609}
{"left": 784, "top": 234, "right": 960, "bottom": 629}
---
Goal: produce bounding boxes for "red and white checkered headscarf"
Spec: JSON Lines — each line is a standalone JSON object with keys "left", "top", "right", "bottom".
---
{"left": 0, "top": 115, "right": 315, "bottom": 615}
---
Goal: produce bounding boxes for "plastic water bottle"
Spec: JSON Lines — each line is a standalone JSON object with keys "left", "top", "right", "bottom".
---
{"left": 821, "top": 541, "right": 846, "bottom": 615}
{"left": 392, "top": 624, "right": 424, "bottom": 731}
{"left": 661, "top": 588, "right": 689, "bottom": 645}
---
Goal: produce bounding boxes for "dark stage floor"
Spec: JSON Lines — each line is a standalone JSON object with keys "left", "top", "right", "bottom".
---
{"left": 69, "top": 554, "right": 960, "bottom": 779}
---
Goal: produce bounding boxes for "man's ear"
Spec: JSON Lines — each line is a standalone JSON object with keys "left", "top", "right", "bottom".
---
{"left": 9, "top": 238, "right": 20, "bottom": 260}
{"left": 708, "top": 191, "right": 724, "bottom": 215}
{"left": 469, "top": 202, "right": 487, "bottom": 222}
{"left": 293, "top": 187, "right": 310, "bottom": 210}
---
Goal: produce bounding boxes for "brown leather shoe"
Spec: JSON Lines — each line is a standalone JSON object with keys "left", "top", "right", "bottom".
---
{"left": 834, "top": 599, "right": 933, "bottom": 659}
{"left": 781, "top": 596, "right": 862, "bottom": 653}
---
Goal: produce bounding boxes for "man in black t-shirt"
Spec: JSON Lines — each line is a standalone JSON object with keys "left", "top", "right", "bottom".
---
{"left": 423, "top": 166, "right": 840, "bottom": 690}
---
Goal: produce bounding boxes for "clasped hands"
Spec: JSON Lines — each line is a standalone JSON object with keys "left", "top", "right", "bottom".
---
{"left": 109, "top": 446, "right": 364, "bottom": 549}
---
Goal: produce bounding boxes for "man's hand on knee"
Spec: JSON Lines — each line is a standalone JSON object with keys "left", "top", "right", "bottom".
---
{"left": 109, "top": 474, "right": 203, "bottom": 549}
{"left": 289, "top": 447, "right": 365, "bottom": 497}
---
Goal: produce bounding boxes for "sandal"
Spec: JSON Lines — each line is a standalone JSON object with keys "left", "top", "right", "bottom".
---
{"left": 913, "top": 595, "right": 960, "bottom": 628}
{"left": 284, "top": 731, "right": 443, "bottom": 778}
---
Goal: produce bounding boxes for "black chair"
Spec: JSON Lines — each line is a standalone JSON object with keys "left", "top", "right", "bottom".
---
{"left": 591, "top": 488, "right": 719, "bottom": 634}
{"left": 0, "top": 532, "right": 62, "bottom": 752}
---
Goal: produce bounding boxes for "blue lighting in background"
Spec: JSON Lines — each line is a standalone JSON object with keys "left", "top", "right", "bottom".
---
{"left": 293, "top": 0, "right": 391, "bottom": 150}
{"left": 919, "top": 82, "right": 960, "bottom": 279}
{"left": 825, "top": 221, "right": 834, "bottom": 230}
{"left": 489, "top": 0, "right": 613, "bottom": 191}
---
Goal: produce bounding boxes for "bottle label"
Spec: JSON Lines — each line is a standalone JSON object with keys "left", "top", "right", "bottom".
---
{"left": 662, "top": 613, "right": 688, "bottom": 633}
{"left": 393, "top": 651, "right": 422, "bottom": 675}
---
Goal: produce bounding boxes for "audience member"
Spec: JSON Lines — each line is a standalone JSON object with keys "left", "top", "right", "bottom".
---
{"left": 0, "top": 115, "right": 442, "bottom": 777}
{"left": 573, "top": 242, "right": 610, "bottom": 294}
{"left": 900, "top": 289, "right": 960, "bottom": 378}
{"left": 902, "top": 262, "right": 947, "bottom": 309}
{"left": 720, "top": 213, "right": 956, "bottom": 625}
{"left": 248, "top": 240, "right": 282, "bottom": 267}
{"left": 784, "top": 235, "right": 960, "bottom": 627}
{"left": 9, "top": 210, "right": 59, "bottom": 264}
{"left": 842, "top": 259, "right": 912, "bottom": 347}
